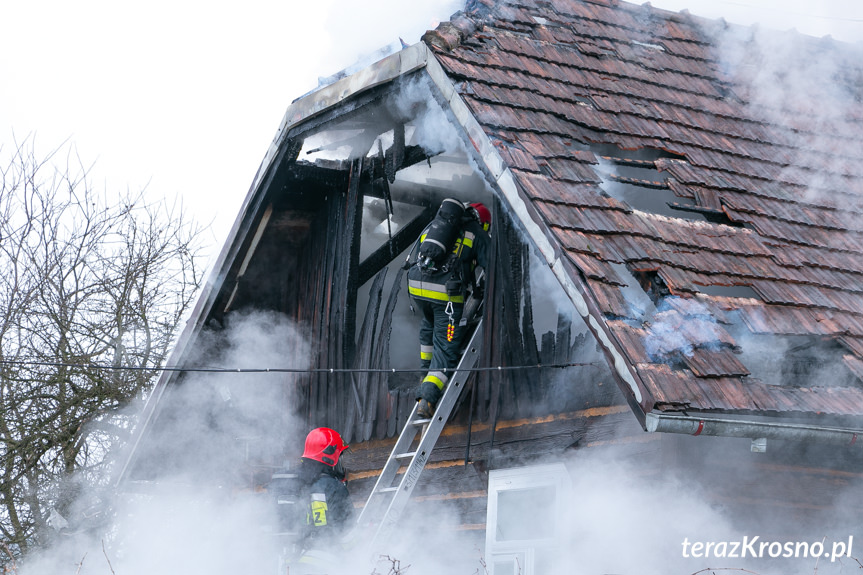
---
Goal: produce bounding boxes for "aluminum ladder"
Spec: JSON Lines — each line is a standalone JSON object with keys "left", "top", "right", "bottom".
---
{"left": 352, "top": 318, "right": 483, "bottom": 549}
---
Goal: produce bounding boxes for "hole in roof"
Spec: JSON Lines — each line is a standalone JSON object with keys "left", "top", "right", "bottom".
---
{"left": 300, "top": 123, "right": 422, "bottom": 165}
{"left": 669, "top": 202, "right": 748, "bottom": 228}
{"left": 630, "top": 269, "right": 671, "bottom": 307}
{"left": 592, "top": 144, "right": 681, "bottom": 164}
{"left": 359, "top": 197, "right": 425, "bottom": 260}
{"left": 592, "top": 145, "right": 710, "bottom": 222}
{"left": 607, "top": 263, "right": 658, "bottom": 321}
{"left": 592, "top": 145, "right": 746, "bottom": 226}
{"left": 694, "top": 284, "right": 761, "bottom": 300}
{"left": 300, "top": 129, "right": 363, "bottom": 163}
{"left": 728, "top": 330, "right": 862, "bottom": 389}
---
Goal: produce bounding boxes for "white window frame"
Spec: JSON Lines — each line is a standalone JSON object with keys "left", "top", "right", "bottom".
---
{"left": 485, "top": 463, "right": 571, "bottom": 575}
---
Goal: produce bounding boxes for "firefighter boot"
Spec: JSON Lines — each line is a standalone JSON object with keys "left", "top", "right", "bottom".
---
{"left": 417, "top": 398, "right": 436, "bottom": 419}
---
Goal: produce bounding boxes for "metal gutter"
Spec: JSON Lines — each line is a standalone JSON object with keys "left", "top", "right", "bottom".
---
{"left": 645, "top": 411, "right": 863, "bottom": 447}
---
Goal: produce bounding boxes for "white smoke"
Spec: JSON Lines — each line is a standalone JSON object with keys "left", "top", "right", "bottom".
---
{"left": 555, "top": 439, "right": 862, "bottom": 575}
{"left": 708, "top": 17, "right": 863, "bottom": 209}
{"left": 362, "top": 501, "right": 482, "bottom": 575}
{"left": 394, "top": 77, "right": 465, "bottom": 157}
{"left": 649, "top": 0, "right": 863, "bottom": 44}
{"left": 19, "top": 310, "right": 310, "bottom": 575}
{"left": 21, "top": 487, "right": 279, "bottom": 575}
{"left": 559, "top": 450, "right": 735, "bottom": 575}
{"left": 643, "top": 298, "right": 726, "bottom": 359}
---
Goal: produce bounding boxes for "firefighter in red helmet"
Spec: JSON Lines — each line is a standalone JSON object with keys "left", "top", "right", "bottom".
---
{"left": 469, "top": 202, "right": 491, "bottom": 232}
{"left": 302, "top": 427, "right": 349, "bottom": 469}
{"left": 285, "top": 427, "right": 352, "bottom": 573}
{"left": 405, "top": 199, "right": 491, "bottom": 419}
{"left": 300, "top": 427, "right": 350, "bottom": 532}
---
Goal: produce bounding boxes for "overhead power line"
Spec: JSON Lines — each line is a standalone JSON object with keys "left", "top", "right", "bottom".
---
{"left": 0, "top": 359, "right": 601, "bottom": 375}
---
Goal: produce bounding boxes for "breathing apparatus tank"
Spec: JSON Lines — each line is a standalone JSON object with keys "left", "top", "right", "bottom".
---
{"left": 418, "top": 198, "right": 465, "bottom": 269}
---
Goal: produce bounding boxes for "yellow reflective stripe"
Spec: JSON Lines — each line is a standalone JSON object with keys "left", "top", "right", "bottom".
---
{"left": 452, "top": 237, "right": 464, "bottom": 257}
{"left": 310, "top": 498, "right": 328, "bottom": 527}
{"left": 420, "top": 345, "right": 433, "bottom": 360}
{"left": 408, "top": 279, "right": 464, "bottom": 303}
{"left": 423, "top": 371, "right": 448, "bottom": 390}
{"left": 408, "top": 279, "right": 447, "bottom": 296}
{"left": 408, "top": 288, "right": 464, "bottom": 303}
{"left": 462, "top": 230, "right": 475, "bottom": 248}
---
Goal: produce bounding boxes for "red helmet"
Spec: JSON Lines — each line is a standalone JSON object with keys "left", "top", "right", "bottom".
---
{"left": 302, "top": 427, "right": 348, "bottom": 466}
{"left": 469, "top": 202, "right": 491, "bottom": 231}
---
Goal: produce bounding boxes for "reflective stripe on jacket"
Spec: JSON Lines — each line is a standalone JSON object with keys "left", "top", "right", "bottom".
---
{"left": 407, "top": 278, "right": 464, "bottom": 303}
{"left": 407, "top": 223, "right": 487, "bottom": 304}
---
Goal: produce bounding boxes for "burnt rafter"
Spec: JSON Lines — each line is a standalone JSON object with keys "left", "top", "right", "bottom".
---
{"left": 283, "top": 161, "right": 350, "bottom": 192}
{"left": 357, "top": 202, "right": 437, "bottom": 286}
{"left": 278, "top": 144, "right": 432, "bottom": 201}
{"left": 387, "top": 124, "right": 406, "bottom": 184}
{"left": 343, "top": 158, "right": 366, "bottom": 365}
{"left": 363, "top": 144, "right": 434, "bottom": 196}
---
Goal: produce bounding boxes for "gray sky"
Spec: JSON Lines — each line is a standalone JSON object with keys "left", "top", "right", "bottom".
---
{"left": 1, "top": 0, "right": 861, "bottom": 254}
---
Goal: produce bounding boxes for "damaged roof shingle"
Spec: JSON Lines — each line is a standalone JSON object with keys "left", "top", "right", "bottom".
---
{"left": 428, "top": 0, "right": 863, "bottom": 423}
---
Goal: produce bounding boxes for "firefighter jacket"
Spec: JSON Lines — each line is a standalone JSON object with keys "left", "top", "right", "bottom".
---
{"left": 407, "top": 218, "right": 490, "bottom": 304}
{"left": 299, "top": 459, "right": 353, "bottom": 548}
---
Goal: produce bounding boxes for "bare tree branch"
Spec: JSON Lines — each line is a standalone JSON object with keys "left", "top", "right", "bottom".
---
{"left": 0, "top": 135, "right": 206, "bottom": 565}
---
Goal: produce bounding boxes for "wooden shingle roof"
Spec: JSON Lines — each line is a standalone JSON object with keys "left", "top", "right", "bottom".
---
{"left": 424, "top": 0, "right": 863, "bottom": 420}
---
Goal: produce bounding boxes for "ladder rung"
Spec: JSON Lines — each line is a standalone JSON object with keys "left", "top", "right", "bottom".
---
{"left": 395, "top": 452, "right": 416, "bottom": 459}
{"left": 412, "top": 418, "right": 431, "bottom": 425}
{"left": 377, "top": 487, "right": 399, "bottom": 493}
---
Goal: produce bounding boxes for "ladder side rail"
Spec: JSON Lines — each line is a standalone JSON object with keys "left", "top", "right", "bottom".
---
{"left": 353, "top": 406, "right": 423, "bottom": 528}
{"left": 369, "top": 320, "right": 483, "bottom": 547}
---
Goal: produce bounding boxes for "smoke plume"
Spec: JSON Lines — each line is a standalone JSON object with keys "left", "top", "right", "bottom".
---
{"left": 19, "top": 310, "right": 309, "bottom": 575}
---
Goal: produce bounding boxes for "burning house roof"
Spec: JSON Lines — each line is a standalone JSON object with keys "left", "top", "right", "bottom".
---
{"left": 119, "top": 0, "right": 863, "bottom": 485}
{"left": 421, "top": 0, "right": 863, "bottom": 425}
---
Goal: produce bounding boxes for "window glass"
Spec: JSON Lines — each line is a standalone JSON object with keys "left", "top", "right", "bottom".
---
{"left": 496, "top": 486, "right": 556, "bottom": 541}
{"left": 486, "top": 464, "right": 571, "bottom": 575}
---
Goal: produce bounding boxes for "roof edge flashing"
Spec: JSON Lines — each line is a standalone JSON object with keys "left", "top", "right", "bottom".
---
{"left": 251, "top": 43, "right": 432, "bottom": 195}
{"left": 281, "top": 42, "right": 430, "bottom": 135}
{"left": 646, "top": 412, "right": 863, "bottom": 447}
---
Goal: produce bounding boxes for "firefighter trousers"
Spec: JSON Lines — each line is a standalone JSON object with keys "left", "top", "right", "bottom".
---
{"left": 415, "top": 298, "right": 466, "bottom": 404}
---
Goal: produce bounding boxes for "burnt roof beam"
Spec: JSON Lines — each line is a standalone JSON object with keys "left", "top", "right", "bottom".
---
{"left": 362, "top": 144, "right": 435, "bottom": 195}
{"left": 357, "top": 203, "right": 437, "bottom": 286}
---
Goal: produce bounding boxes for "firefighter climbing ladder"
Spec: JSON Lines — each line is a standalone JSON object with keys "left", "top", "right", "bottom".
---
{"left": 353, "top": 318, "right": 483, "bottom": 549}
